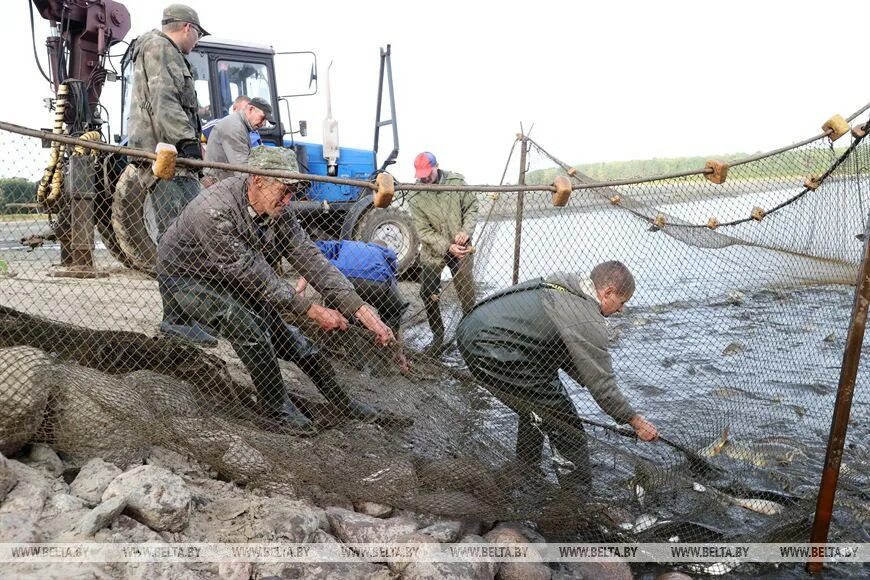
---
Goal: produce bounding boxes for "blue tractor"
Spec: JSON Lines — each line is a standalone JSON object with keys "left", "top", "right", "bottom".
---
{"left": 110, "top": 38, "right": 418, "bottom": 273}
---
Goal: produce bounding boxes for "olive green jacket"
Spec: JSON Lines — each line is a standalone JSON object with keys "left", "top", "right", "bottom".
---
{"left": 408, "top": 170, "right": 479, "bottom": 268}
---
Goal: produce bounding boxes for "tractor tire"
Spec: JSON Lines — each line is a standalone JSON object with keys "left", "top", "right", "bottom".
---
{"left": 95, "top": 156, "right": 134, "bottom": 269}
{"left": 353, "top": 207, "right": 419, "bottom": 275}
{"left": 111, "top": 164, "right": 158, "bottom": 275}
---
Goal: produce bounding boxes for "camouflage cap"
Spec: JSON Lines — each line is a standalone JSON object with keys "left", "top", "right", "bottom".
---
{"left": 248, "top": 146, "right": 302, "bottom": 184}
{"left": 162, "top": 4, "right": 210, "bottom": 37}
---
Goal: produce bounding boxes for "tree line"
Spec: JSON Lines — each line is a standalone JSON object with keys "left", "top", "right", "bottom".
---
{"left": 0, "top": 178, "right": 38, "bottom": 214}
{"left": 527, "top": 148, "right": 849, "bottom": 184}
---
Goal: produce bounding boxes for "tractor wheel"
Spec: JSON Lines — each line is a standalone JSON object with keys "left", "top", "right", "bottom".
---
{"left": 95, "top": 155, "right": 134, "bottom": 268}
{"left": 353, "top": 207, "right": 419, "bottom": 275}
{"left": 110, "top": 164, "right": 158, "bottom": 275}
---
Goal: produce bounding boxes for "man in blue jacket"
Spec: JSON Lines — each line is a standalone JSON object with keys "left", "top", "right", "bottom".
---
{"left": 297, "top": 240, "right": 410, "bottom": 372}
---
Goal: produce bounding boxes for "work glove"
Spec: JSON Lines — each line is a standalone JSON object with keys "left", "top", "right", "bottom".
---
{"left": 176, "top": 138, "right": 202, "bottom": 160}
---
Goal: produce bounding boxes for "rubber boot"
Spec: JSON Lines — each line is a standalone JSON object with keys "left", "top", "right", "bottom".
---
{"left": 258, "top": 387, "right": 314, "bottom": 434}
{"left": 423, "top": 300, "right": 446, "bottom": 356}
{"left": 303, "top": 353, "right": 381, "bottom": 423}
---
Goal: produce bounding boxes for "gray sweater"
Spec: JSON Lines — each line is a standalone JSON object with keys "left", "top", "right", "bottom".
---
{"left": 203, "top": 111, "right": 255, "bottom": 181}
{"left": 157, "top": 175, "right": 364, "bottom": 318}
{"left": 456, "top": 273, "right": 636, "bottom": 424}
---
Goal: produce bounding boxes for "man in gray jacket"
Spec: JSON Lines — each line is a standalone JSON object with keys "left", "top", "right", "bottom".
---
{"left": 157, "top": 147, "right": 394, "bottom": 433}
{"left": 202, "top": 97, "right": 274, "bottom": 184}
{"left": 457, "top": 261, "right": 658, "bottom": 492}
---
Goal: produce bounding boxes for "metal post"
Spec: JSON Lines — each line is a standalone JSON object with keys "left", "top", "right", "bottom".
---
{"left": 50, "top": 156, "right": 107, "bottom": 279}
{"left": 806, "top": 227, "right": 870, "bottom": 573}
{"left": 512, "top": 135, "right": 527, "bottom": 285}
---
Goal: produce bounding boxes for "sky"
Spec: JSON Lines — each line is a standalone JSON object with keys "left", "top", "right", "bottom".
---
{"left": 2, "top": 0, "right": 869, "bottom": 184}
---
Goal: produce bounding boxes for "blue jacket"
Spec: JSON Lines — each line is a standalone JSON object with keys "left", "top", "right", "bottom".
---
{"left": 315, "top": 240, "right": 398, "bottom": 283}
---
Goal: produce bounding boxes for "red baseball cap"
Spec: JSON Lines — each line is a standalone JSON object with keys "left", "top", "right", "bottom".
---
{"left": 414, "top": 152, "right": 437, "bottom": 179}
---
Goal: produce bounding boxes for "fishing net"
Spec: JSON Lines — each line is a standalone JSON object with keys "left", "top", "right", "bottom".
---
{"left": 0, "top": 102, "right": 868, "bottom": 569}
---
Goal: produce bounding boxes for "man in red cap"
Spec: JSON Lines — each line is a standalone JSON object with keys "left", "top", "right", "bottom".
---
{"left": 408, "top": 152, "right": 478, "bottom": 355}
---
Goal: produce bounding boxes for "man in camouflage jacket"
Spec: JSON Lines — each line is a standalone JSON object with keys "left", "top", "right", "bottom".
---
{"left": 115, "top": 4, "right": 208, "bottom": 245}
{"left": 408, "top": 152, "right": 478, "bottom": 354}
{"left": 157, "top": 147, "right": 396, "bottom": 432}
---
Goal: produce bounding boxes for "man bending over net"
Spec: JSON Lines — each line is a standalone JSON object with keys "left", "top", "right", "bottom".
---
{"left": 457, "top": 261, "right": 658, "bottom": 493}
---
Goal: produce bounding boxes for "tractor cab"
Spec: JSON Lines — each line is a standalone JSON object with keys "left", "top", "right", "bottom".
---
{"left": 118, "top": 39, "right": 416, "bottom": 273}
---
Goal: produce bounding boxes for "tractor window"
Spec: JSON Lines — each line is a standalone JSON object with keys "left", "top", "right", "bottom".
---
{"left": 216, "top": 60, "right": 273, "bottom": 120}
{"left": 187, "top": 51, "right": 213, "bottom": 122}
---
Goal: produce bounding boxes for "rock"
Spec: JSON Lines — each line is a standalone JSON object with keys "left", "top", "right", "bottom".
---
{"left": 77, "top": 496, "right": 128, "bottom": 536}
{"left": 0, "top": 511, "right": 42, "bottom": 542}
{"left": 558, "top": 561, "right": 633, "bottom": 580}
{"left": 47, "top": 493, "right": 86, "bottom": 513}
{"left": 0, "top": 562, "right": 113, "bottom": 579}
{"left": 167, "top": 417, "right": 270, "bottom": 484}
{"left": 70, "top": 458, "right": 123, "bottom": 507}
{"left": 490, "top": 521, "right": 548, "bottom": 543}
{"left": 419, "top": 519, "right": 464, "bottom": 542}
{"left": 400, "top": 534, "right": 497, "bottom": 580}
{"left": 124, "top": 561, "right": 214, "bottom": 580}
{"left": 256, "top": 562, "right": 393, "bottom": 580}
{"left": 94, "top": 514, "right": 163, "bottom": 543}
{"left": 0, "top": 451, "right": 18, "bottom": 502}
{"left": 310, "top": 529, "right": 341, "bottom": 544}
{"left": 656, "top": 573, "right": 693, "bottom": 580}
{"left": 485, "top": 526, "right": 551, "bottom": 580}
{"left": 146, "top": 447, "right": 208, "bottom": 478}
{"left": 23, "top": 443, "right": 65, "bottom": 478}
{"left": 387, "top": 532, "right": 439, "bottom": 575}
{"left": 102, "top": 465, "right": 192, "bottom": 532}
{"left": 253, "top": 497, "right": 325, "bottom": 542}
{"left": 354, "top": 501, "right": 393, "bottom": 518}
{"left": 40, "top": 364, "right": 152, "bottom": 468}
{"left": 219, "top": 561, "right": 253, "bottom": 580}
{"left": 326, "top": 507, "right": 419, "bottom": 544}
{"left": 0, "top": 460, "right": 50, "bottom": 515}
{"left": 210, "top": 498, "right": 251, "bottom": 522}
{"left": 0, "top": 346, "right": 53, "bottom": 456}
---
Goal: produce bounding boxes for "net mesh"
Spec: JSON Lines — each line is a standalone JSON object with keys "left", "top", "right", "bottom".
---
{"left": 0, "top": 109, "right": 868, "bottom": 561}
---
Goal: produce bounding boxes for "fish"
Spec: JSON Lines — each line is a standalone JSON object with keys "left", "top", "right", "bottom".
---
{"left": 692, "top": 481, "right": 785, "bottom": 515}
{"left": 634, "top": 483, "right": 646, "bottom": 509}
{"left": 729, "top": 497, "right": 785, "bottom": 516}
{"left": 721, "top": 441, "right": 768, "bottom": 467}
{"left": 698, "top": 426, "right": 730, "bottom": 458}
{"left": 685, "top": 562, "right": 740, "bottom": 576}
{"left": 722, "top": 341, "right": 745, "bottom": 356}
{"left": 633, "top": 513, "right": 659, "bottom": 533}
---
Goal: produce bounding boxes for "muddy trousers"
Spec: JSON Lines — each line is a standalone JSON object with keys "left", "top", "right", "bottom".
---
{"left": 488, "top": 381, "right": 592, "bottom": 492}
{"left": 152, "top": 175, "right": 200, "bottom": 238}
{"left": 419, "top": 254, "right": 476, "bottom": 345}
{"left": 157, "top": 275, "right": 351, "bottom": 417}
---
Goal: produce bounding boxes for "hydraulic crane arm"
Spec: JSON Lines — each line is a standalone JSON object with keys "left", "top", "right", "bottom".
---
{"left": 32, "top": 0, "right": 131, "bottom": 126}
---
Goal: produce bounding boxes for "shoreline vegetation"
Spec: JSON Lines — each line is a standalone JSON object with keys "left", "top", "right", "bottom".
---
{"left": 526, "top": 147, "right": 849, "bottom": 184}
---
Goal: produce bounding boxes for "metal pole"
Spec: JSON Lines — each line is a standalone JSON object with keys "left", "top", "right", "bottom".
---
{"left": 512, "top": 135, "right": 527, "bottom": 285}
{"left": 807, "top": 226, "right": 870, "bottom": 573}
{"left": 50, "top": 156, "right": 107, "bottom": 279}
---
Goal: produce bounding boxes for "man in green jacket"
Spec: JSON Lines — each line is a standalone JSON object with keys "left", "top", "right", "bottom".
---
{"left": 457, "top": 261, "right": 658, "bottom": 493}
{"left": 408, "top": 152, "right": 478, "bottom": 354}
